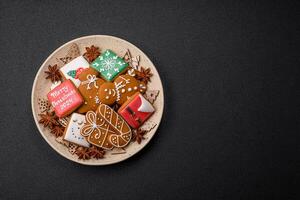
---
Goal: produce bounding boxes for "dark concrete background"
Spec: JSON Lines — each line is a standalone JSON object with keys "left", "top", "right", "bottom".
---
{"left": 0, "top": 0, "right": 299, "bottom": 199}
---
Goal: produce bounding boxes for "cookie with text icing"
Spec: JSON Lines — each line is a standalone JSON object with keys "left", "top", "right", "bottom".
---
{"left": 59, "top": 56, "right": 90, "bottom": 87}
{"left": 97, "top": 104, "right": 132, "bottom": 148}
{"left": 81, "top": 111, "right": 114, "bottom": 150}
{"left": 118, "top": 92, "right": 155, "bottom": 129}
{"left": 77, "top": 68, "right": 105, "bottom": 113}
{"left": 63, "top": 113, "right": 90, "bottom": 147}
{"left": 47, "top": 80, "right": 84, "bottom": 118}
{"left": 98, "top": 74, "right": 147, "bottom": 106}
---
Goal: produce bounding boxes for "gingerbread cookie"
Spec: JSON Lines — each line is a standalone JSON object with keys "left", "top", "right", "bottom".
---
{"left": 80, "top": 105, "right": 132, "bottom": 149}
{"left": 91, "top": 50, "right": 128, "bottom": 81}
{"left": 77, "top": 68, "right": 105, "bottom": 113}
{"left": 63, "top": 113, "right": 90, "bottom": 147}
{"left": 59, "top": 56, "right": 90, "bottom": 87}
{"left": 81, "top": 111, "right": 114, "bottom": 150}
{"left": 97, "top": 104, "right": 132, "bottom": 148}
{"left": 118, "top": 92, "right": 155, "bottom": 129}
{"left": 47, "top": 80, "right": 84, "bottom": 118}
{"left": 98, "top": 74, "right": 147, "bottom": 106}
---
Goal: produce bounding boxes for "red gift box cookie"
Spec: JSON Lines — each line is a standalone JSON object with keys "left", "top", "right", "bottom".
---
{"left": 118, "top": 92, "right": 155, "bottom": 129}
{"left": 47, "top": 80, "right": 84, "bottom": 118}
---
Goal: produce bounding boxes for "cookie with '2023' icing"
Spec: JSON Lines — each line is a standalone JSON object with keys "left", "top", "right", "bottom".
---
{"left": 47, "top": 80, "right": 84, "bottom": 118}
{"left": 98, "top": 74, "right": 147, "bottom": 106}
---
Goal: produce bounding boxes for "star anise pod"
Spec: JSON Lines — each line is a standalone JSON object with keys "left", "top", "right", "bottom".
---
{"left": 89, "top": 146, "right": 105, "bottom": 159}
{"left": 83, "top": 45, "right": 100, "bottom": 63}
{"left": 44, "top": 64, "right": 62, "bottom": 83}
{"left": 50, "top": 125, "right": 64, "bottom": 137}
{"left": 75, "top": 147, "right": 91, "bottom": 160}
{"left": 132, "top": 129, "right": 148, "bottom": 144}
{"left": 135, "top": 67, "right": 153, "bottom": 84}
{"left": 38, "top": 111, "right": 59, "bottom": 129}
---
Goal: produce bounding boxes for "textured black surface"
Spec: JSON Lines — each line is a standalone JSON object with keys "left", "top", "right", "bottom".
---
{"left": 0, "top": 0, "right": 299, "bottom": 199}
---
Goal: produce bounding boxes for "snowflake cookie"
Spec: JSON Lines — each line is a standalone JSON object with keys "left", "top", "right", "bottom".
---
{"left": 91, "top": 49, "right": 128, "bottom": 81}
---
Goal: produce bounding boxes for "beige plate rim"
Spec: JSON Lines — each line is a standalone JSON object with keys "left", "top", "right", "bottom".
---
{"left": 31, "top": 35, "right": 164, "bottom": 166}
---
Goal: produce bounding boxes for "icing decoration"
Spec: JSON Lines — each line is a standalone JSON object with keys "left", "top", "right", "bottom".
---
{"left": 66, "top": 68, "right": 85, "bottom": 79}
{"left": 59, "top": 56, "right": 90, "bottom": 87}
{"left": 47, "top": 80, "right": 84, "bottom": 118}
{"left": 98, "top": 74, "right": 147, "bottom": 105}
{"left": 77, "top": 68, "right": 105, "bottom": 113}
{"left": 118, "top": 92, "right": 155, "bottom": 129}
{"left": 81, "top": 74, "right": 99, "bottom": 90}
{"left": 81, "top": 111, "right": 114, "bottom": 150}
{"left": 63, "top": 113, "right": 90, "bottom": 147}
{"left": 97, "top": 104, "right": 132, "bottom": 148}
{"left": 91, "top": 50, "right": 128, "bottom": 81}
{"left": 138, "top": 96, "right": 155, "bottom": 112}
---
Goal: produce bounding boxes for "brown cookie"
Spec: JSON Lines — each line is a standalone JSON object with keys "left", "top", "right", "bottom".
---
{"left": 80, "top": 111, "right": 114, "bottom": 150}
{"left": 97, "top": 104, "right": 132, "bottom": 148}
{"left": 77, "top": 68, "right": 105, "bottom": 113}
{"left": 98, "top": 74, "right": 147, "bottom": 106}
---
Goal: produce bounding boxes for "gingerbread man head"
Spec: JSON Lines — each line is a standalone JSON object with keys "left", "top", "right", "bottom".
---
{"left": 98, "top": 74, "right": 147, "bottom": 105}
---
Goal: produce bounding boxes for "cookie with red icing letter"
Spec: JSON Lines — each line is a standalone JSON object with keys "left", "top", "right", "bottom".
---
{"left": 98, "top": 74, "right": 147, "bottom": 106}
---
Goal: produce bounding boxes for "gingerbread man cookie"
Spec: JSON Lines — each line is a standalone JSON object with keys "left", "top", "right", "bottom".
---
{"left": 77, "top": 68, "right": 105, "bottom": 113}
{"left": 98, "top": 74, "right": 147, "bottom": 106}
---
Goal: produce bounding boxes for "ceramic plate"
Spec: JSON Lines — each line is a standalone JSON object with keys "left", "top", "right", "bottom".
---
{"left": 31, "top": 35, "right": 164, "bottom": 165}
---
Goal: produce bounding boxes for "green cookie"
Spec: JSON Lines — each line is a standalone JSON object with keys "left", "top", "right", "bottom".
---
{"left": 91, "top": 50, "right": 128, "bottom": 81}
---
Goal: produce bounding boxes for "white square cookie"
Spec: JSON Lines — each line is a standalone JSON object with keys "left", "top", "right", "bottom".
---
{"left": 59, "top": 56, "right": 90, "bottom": 87}
{"left": 64, "top": 113, "right": 90, "bottom": 147}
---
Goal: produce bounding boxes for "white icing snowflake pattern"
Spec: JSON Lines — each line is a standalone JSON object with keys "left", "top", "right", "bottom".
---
{"left": 101, "top": 57, "right": 116, "bottom": 71}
